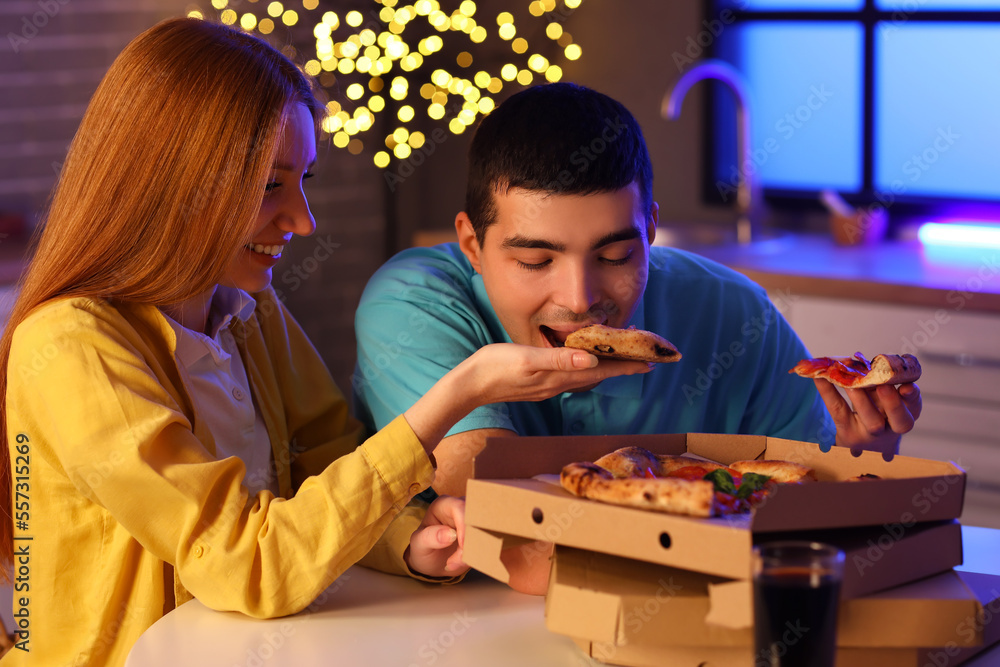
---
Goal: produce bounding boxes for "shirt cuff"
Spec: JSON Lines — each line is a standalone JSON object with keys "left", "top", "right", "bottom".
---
{"left": 360, "top": 414, "right": 435, "bottom": 502}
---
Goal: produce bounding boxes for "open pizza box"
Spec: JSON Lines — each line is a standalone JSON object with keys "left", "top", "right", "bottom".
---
{"left": 463, "top": 433, "right": 967, "bottom": 625}
{"left": 553, "top": 547, "right": 1000, "bottom": 666}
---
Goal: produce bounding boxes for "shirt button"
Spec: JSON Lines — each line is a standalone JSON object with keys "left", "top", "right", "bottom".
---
{"left": 193, "top": 545, "right": 205, "bottom": 558}
{"left": 408, "top": 483, "right": 422, "bottom": 495}
{"left": 232, "top": 387, "right": 245, "bottom": 401}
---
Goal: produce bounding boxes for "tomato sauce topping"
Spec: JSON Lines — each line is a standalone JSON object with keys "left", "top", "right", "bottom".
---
{"left": 794, "top": 352, "right": 872, "bottom": 387}
{"left": 669, "top": 466, "right": 719, "bottom": 481}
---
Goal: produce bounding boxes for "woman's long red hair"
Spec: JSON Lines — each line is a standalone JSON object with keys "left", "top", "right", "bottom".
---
{"left": 0, "top": 17, "right": 324, "bottom": 573}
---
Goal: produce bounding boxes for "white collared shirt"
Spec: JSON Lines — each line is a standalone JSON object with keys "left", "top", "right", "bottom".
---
{"left": 164, "top": 287, "right": 278, "bottom": 496}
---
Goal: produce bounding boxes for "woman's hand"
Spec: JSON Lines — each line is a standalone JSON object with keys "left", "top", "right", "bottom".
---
{"left": 459, "top": 343, "right": 652, "bottom": 405}
{"left": 403, "top": 344, "right": 652, "bottom": 453}
{"left": 405, "top": 496, "right": 469, "bottom": 579}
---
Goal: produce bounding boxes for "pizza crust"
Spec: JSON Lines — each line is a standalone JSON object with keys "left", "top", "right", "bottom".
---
{"left": 592, "top": 447, "right": 726, "bottom": 479}
{"left": 564, "top": 324, "right": 681, "bottom": 363}
{"left": 560, "top": 461, "right": 715, "bottom": 517}
{"left": 594, "top": 446, "right": 662, "bottom": 478}
{"left": 854, "top": 354, "right": 922, "bottom": 388}
{"left": 729, "top": 459, "right": 817, "bottom": 484}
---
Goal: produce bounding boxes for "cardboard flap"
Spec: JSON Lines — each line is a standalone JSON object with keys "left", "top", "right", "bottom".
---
{"left": 706, "top": 580, "right": 753, "bottom": 629}
{"left": 546, "top": 586, "right": 623, "bottom": 645}
{"left": 688, "top": 433, "right": 766, "bottom": 464}
{"left": 764, "top": 437, "right": 965, "bottom": 480}
{"left": 462, "top": 526, "right": 510, "bottom": 584}
{"left": 546, "top": 549, "right": 623, "bottom": 644}
{"left": 474, "top": 433, "right": 690, "bottom": 479}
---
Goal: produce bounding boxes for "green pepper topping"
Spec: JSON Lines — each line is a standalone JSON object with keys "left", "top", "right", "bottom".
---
{"left": 702, "top": 468, "right": 737, "bottom": 495}
{"left": 702, "top": 469, "right": 771, "bottom": 499}
{"left": 735, "top": 472, "right": 771, "bottom": 499}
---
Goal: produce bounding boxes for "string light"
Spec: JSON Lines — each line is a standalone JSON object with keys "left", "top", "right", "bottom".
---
{"left": 188, "top": 0, "right": 584, "bottom": 167}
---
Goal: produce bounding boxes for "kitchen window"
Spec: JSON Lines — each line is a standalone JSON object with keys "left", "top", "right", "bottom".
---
{"left": 706, "top": 0, "right": 1000, "bottom": 231}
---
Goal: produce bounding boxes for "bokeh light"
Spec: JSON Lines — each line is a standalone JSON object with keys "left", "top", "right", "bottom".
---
{"left": 190, "top": 0, "right": 584, "bottom": 167}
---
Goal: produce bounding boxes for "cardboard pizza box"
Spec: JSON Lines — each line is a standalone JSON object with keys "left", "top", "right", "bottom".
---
{"left": 549, "top": 547, "right": 1000, "bottom": 666}
{"left": 465, "top": 433, "right": 965, "bottom": 586}
{"left": 545, "top": 545, "right": 986, "bottom": 650}
{"left": 471, "top": 433, "right": 966, "bottom": 533}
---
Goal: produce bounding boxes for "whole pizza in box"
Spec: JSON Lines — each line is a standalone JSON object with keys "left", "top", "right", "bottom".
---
{"left": 560, "top": 446, "right": 876, "bottom": 518}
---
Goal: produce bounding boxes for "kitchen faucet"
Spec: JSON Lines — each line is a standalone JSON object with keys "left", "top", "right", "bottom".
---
{"left": 662, "top": 60, "right": 762, "bottom": 245}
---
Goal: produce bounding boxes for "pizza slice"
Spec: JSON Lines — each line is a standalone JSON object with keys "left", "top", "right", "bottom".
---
{"left": 563, "top": 324, "right": 682, "bottom": 364}
{"left": 789, "top": 352, "right": 921, "bottom": 389}
{"left": 559, "top": 447, "right": 815, "bottom": 518}
{"left": 560, "top": 462, "right": 717, "bottom": 517}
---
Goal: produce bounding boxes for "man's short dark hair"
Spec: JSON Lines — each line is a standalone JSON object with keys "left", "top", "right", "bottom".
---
{"left": 464, "top": 82, "right": 654, "bottom": 244}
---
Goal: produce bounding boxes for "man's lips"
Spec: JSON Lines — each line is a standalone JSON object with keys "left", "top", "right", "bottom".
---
{"left": 539, "top": 326, "right": 565, "bottom": 347}
{"left": 540, "top": 323, "right": 605, "bottom": 347}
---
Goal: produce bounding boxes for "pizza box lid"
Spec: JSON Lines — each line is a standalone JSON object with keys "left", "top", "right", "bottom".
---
{"left": 470, "top": 432, "right": 967, "bottom": 532}
{"left": 545, "top": 544, "right": 991, "bottom": 650}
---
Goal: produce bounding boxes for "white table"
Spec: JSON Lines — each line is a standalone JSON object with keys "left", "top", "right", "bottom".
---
{"left": 126, "top": 525, "right": 1000, "bottom": 667}
{"left": 124, "top": 566, "right": 589, "bottom": 667}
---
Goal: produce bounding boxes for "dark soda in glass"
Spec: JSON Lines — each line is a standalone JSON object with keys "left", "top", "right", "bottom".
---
{"left": 753, "top": 546, "right": 843, "bottom": 667}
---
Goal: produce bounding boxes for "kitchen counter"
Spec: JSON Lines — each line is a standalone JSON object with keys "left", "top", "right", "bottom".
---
{"left": 671, "top": 231, "right": 1000, "bottom": 314}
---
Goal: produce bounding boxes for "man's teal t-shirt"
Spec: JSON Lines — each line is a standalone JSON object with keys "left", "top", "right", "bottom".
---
{"left": 352, "top": 243, "right": 835, "bottom": 449}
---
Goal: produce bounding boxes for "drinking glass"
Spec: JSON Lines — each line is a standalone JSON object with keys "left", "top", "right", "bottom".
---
{"left": 752, "top": 540, "right": 845, "bottom": 667}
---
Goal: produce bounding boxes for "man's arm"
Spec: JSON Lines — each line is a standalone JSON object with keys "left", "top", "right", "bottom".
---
{"left": 353, "top": 247, "right": 514, "bottom": 443}
{"left": 437, "top": 427, "right": 554, "bottom": 596}
{"left": 432, "top": 428, "right": 515, "bottom": 497}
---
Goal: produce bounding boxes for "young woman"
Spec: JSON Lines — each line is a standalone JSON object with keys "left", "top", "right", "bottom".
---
{"left": 0, "top": 18, "right": 650, "bottom": 666}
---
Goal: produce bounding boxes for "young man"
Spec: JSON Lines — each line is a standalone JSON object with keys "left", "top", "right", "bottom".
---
{"left": 352, "top": 82, "right": 922, "bottom": 501}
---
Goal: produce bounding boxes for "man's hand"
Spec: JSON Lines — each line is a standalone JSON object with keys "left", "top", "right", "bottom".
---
{"left": 405, "top": 495, "right": 470, "bottom": 579}
{"left": 500, "top": 540, "right": 554, "bottom": 596}
{"left": 814, "top": 379, "right": 922, "bottom": 458}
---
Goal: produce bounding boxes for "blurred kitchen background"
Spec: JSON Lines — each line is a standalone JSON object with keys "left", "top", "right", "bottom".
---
{"left": 2, "top": 0, "right": 999, "bottom": 525}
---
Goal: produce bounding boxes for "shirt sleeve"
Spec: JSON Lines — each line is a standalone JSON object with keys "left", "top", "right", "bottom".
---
{"left": 249, "top": 290, "right": 465, "bottom": 582}
{"left": 8, "top": 299, "right": 435, "bottom": 618}
{"left": 352, "top": 246, "right": 514, "bottom": 436}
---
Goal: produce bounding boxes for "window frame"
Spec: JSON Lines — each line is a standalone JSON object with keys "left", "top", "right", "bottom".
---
{"left": 702, "top": 0, "right": 1000, "bottom": 228}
